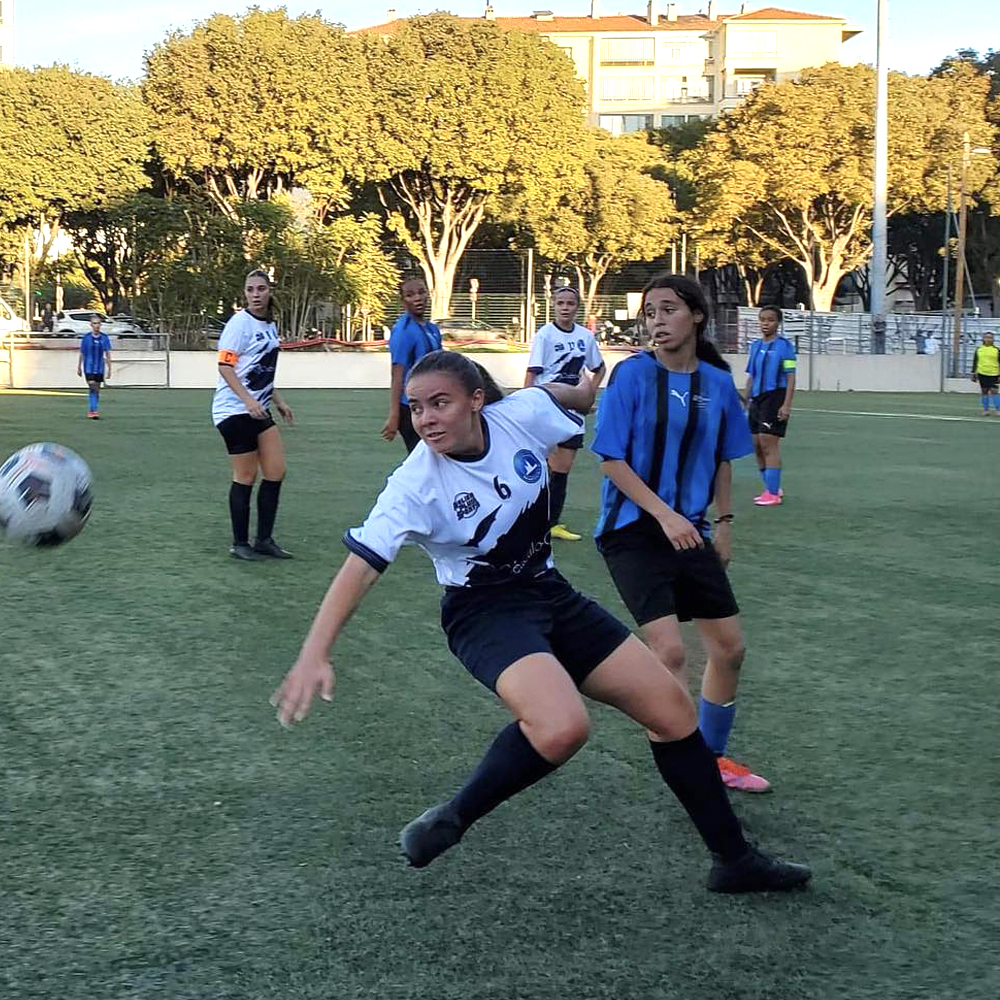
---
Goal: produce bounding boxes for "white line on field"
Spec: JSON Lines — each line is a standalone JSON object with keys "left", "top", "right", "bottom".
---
{"left": 799, "top": 408, "right": 997, "bottom": 424}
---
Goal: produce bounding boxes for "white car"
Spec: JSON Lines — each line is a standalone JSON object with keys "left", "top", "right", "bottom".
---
{"left": 55, "top": 310, "right": 138, "bottom": 336}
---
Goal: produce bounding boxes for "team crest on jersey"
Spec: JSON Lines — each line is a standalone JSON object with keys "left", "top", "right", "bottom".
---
{"left": 453, "top": 491, "right": 481, "bottom": 520}
{"left": 693, "top": 393, "right": 711, "bottom": 409}
{"left": 513, "top": 449, "right": 543, "bottom": 484}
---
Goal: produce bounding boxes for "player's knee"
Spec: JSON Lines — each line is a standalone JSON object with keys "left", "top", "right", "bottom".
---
{"left": 233, "top": 471, "right": 256, "bottom": 486}
{"left": 718, "top": 636, "right": 746, "bottom": 670}
{"left": 650, "top": 638, "right": 686, "bottom": 675}
{"left": 649, "top": 696, "right": 697, "bottom": 742}
{"left": 532, "top": 710, "right": 590, "bottom": 764}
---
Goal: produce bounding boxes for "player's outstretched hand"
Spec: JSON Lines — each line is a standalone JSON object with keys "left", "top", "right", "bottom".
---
{"left": 272, "top": 655, "right": 335, "bottom": 727}
{"left": 277, "top": 400, "right": 294, "bottom": 425}
{"left": 381, "top": 413, "right": 399, "bottom": 442}
{"left": 657, "top": 510, "right": 704, "bottom": 551}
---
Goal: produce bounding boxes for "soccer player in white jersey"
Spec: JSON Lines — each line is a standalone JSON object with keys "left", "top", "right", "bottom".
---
{"left": 213, "top": 270, "right": 295, "bottom": 562}
{"left": 524, "top": 287, "right": 605, "bottom": 541}
{"left": 272, "top": 350, "right": 810, "bottom": 894}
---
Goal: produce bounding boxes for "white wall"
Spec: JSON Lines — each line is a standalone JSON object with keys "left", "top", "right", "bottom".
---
{"left": 3, "top": 348, "right": 966, "bottom": 393}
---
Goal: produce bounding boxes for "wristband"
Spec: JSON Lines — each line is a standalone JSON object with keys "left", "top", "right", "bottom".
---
{"left": 713, "top": 514, "right": 734, "bottom": 524}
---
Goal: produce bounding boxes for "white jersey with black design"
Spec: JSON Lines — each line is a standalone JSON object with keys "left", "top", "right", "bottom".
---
{"left": 345, "top": 388, "right": 583, "bottom": 587}
{"left": 212, "top": 310, "right": 281, "bottom": 425}
{"left": 526, "top": 322, "right": 604, "bottom": 420}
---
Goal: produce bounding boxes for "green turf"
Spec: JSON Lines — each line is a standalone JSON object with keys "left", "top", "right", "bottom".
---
{"left": 1, "top": 388, "right": 997, "bottom": 1000}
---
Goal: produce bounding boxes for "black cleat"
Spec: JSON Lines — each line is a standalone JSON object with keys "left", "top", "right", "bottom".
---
{"left": 400, "top": 804, "right": 465, "bottom": 868}
{"left": 253, "top": 537, "right": 294, "bottom": 559}
{"left": 707, "top": 846, "right": 812, "bottom": 894}
{"left": 230, "top": 543, "right": 265, "bottom": 561}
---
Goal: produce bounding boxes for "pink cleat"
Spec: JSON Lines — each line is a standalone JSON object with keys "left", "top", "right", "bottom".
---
{"left": 754, "top": 491, "right": 782, "bottom": 506}
{"left": 718, "top": 756, "right": 771, "bottom": 793}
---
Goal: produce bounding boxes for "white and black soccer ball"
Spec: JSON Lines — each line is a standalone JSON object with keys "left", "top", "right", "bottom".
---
{"left": 0, "top": 443, "right": 93, "bottom": 547}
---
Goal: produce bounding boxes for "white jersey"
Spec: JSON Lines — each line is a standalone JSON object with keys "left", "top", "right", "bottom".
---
{"left": 527, "top": 322, "right": 604, "bottom": 420}
{"left": 212, "top": 310, "right": 281, "bottom": 425}
{"left": 345, "top": 388, "right": 583, "bottom": 587}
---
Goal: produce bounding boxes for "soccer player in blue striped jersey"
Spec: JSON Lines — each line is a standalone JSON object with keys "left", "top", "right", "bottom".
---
{"left": 592, "top": 274, "right": 770, "bottom": 793}
{"left": 76, "top": 316, "right": 112, "bottom": 419}
{"left": 744, "top": 306, "right": 797, "bottom": 505}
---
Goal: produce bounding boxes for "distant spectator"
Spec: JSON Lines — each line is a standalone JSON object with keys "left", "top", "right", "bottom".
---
{"left": 924, "top": 333, "right": 939, "bottom": 356}
{"left": 912, "top": 331, "right": 928, "bottom": 355}
{"left": 41, "top": 303, "right": 54, "bottom": 333}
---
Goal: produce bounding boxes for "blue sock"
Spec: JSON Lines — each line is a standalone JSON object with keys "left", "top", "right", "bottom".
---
{"left": 88, "top": 388, "right": 98, "bottom": 412}
{"left": 984, "top": 395, "right": 991, "bottom": 412}
{"left": 698, "top": 697, "right": 736, "bottom": 756}
{"left": 993, "top": 396, "right": 1000, "bottom": 411}
{"left": 764, "top": 468, "right": 780, "bottom": 494}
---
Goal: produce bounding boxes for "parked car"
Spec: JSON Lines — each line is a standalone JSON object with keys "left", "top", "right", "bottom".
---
{"left": 434, "top": 317, "right": 501, "bottom": 342}
{"left": 54, "top": 310, "right": 140, "bottom": 336}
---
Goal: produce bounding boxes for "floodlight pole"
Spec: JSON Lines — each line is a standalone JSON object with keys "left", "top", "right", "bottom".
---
{"left": 952, "top": 132, "right": 971, "bottom": 376}
{"left": 870, "top": 0, "right": 889, "bottom": 355}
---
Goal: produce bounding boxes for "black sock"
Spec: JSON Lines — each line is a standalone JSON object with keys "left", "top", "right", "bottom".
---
{"left": 549, "top": 471, "right": 569, "bottom": 526}
{"left": 256, "top": 478, "right": 282, "bottom": 542}
{"left": 649, "top": 731, "right": 748, "bottom": 862}
{"left": 450, "top": 722, "right": 558, "bottom": 830}
{"left": 229, "top": 482, "right": 253, "bottom": 546}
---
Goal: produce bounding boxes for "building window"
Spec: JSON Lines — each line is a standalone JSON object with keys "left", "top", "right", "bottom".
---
{"left": 599, "top": 76, "right": 655, "bottom": 102}
{"left": 728, "top": 31, "right": 778, "bottom": 57}
{"left": 660, "top": 75, "right": 713, "bottom": 103}
{"left": 660, "top": 115, "right": 686, "bottom": 127}
{"left": 661, "top": 39, "right": 705, "bottom": 63}
{"left": 735, "top": 75, "right": 767, "bottom": 95}
{"left": 600, "top": 37, "right": 655, "bottom": 66}
{"left": 600, "top": 114, "right": 655, "bottom": 135}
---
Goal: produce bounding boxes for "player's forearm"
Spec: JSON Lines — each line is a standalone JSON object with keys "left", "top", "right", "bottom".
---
{"left": 713, "top": 461, "right": 733, "bottom": 517}
{"left": 541, "top": 380, "right": 596, "bottom": 415}
{"left": 783, "top": 373, "right": 796, "bottom": 408}
{"left": 523, "top": 369, "right": 538, "bottom": 388}
{"left": 219, "top": 365, "right": 256, "bottom": 405}
{"left": 300, "top": 554, "right": 380, "bottom": 659}
{"left": 388, "top": 365, "right": 404, "bottom": 413}
{"left": 744, "top": 377, "right": 753, "bottom": 401}
{"left": 601, "top": 459, "right": 674, "bottom": 523}
{"left": 590, "top": 365, "right": 606, "bottom": 390}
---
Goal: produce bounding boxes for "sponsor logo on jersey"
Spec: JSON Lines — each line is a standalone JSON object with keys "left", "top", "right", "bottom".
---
{"left": 670, "top": 389, "right": 690, "bottom": 407}
{"left": 693, "top": 393, "right": 711, "bottom": 409}
{"left": 513, "top": 449, "right": 543, "bottom": 484}
{"left": 452, "top": 491, "right": 481, "bottom": 520}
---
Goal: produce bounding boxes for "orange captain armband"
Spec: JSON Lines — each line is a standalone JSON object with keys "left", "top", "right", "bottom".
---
{"left": 218, "top": 350, "right": 239, "bottom": 366}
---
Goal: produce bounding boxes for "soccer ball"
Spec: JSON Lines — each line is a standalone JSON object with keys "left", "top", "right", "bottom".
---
{"left": 0, "top": 443, "right": 93, "bottom": 546}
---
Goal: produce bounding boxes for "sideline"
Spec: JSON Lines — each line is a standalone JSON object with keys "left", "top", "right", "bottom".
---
{"left": 798, "top": 407, "right": 994, "bottom": 425}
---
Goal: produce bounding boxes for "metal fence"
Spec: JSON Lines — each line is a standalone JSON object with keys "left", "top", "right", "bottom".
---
{"left": 734, "top": 307, "right": 998, "bottom": 373}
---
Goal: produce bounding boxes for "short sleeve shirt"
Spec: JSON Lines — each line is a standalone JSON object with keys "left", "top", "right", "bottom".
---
{"left": 389, "top": 314, "right": 443, "bottom": 405}
{"left": 746, "top": 336, "right": 797, "bottom": 398}
{"left": 526, "top": 322, "right": 605, "bottom": 420}
{"left": 592, "top": 354, "right": 752, "bottom": 538}
{"left": 212, "top": 311, "right": 280, "bottom": 425}
{"left": 344, "top": 388, "right": 583, "bottom": 587}
{"left": 79, "top": 334, "right": 112, "bottom": 375}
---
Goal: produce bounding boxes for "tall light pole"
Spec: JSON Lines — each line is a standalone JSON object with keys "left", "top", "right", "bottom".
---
{"left": 870, "top": 0, "right": 889, "bottom": 354}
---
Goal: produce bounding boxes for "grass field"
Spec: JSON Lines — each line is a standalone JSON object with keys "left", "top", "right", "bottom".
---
{"left": 1, "top": 387, "right": 997, "bottom": 1000}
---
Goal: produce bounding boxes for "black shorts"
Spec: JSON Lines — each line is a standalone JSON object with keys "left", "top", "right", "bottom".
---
{"left": 440, "top": 569, "right": 632, "bottom": 692}
{"left": 84, "top": 372, "right": 104, "bottom": 385}
{"left": 217, "top": 412, "right": 276, "bottom": 455}
{"left": 557, "top": 433, "right": 585, "bottom": 450}
{"left": 978, "top": 374, "right": 999, "bottom": 392}
{"left": 748, "top": 389, "right": 788, "bottom": 438}
{"left": 398, "top": 403, "right": 420, "bottom": 453}
{"left": 599, "top": 516, "right": 739, "bottom": 626}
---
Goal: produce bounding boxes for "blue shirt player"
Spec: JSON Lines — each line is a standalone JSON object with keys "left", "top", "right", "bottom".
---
{"left": 593, "top": 274, "right": 771, "bottom": 794}
{"left": 77, "top": 315, "right": 112, "bottom": 419}
{"left": 381, "top": 275, "right": 442, "bottom": 453}
{"left": 744, "top": 306, "right": 797, "bottom": 505}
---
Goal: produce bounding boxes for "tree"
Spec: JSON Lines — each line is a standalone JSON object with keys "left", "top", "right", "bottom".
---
{"left": 143, "top": 9, "right": 371, "bottom": 220}
{"left": 361, "top": 14, "right": 587, "bottom": 319}
{"left": 688, "top": 63, "right": 996, "bottom": 311}
{"left": 519, "top": 131, "right": 678, "bottom": 318}
{"left": 0, "top": 66, "right": 149, "bottom": 269}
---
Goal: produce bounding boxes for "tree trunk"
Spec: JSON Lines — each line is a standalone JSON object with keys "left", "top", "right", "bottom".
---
{"left": 383, "top": 172, "right": 487, "bottom": 322}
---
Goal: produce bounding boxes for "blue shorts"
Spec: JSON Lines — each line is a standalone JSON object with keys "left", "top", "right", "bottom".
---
{"left": 440, "top": 569, "right": 632, "bottom": 692}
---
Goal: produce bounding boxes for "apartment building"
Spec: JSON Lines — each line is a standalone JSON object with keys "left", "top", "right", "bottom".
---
{"left": 0, "top": 0, "right": 14, "bottom": 68}
{"left": 359, "top": 4, "right": 862, "bottom": 134}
